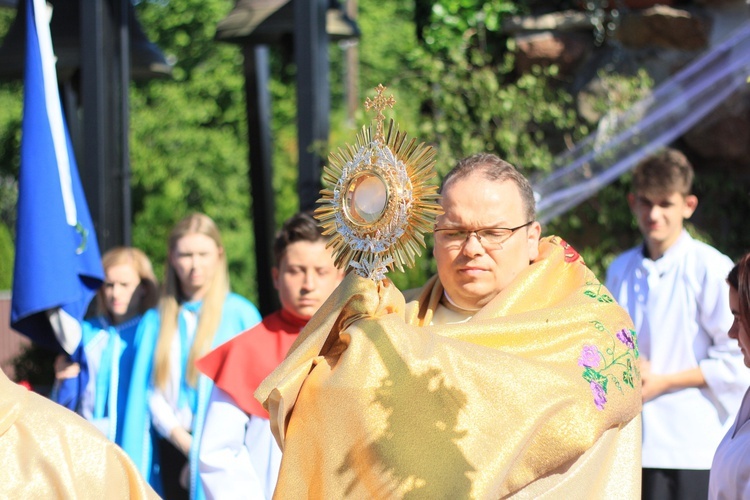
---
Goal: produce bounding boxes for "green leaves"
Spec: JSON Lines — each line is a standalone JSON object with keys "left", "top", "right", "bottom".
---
{"left": 129, "top": 0, "right": 256, "bottom": 300}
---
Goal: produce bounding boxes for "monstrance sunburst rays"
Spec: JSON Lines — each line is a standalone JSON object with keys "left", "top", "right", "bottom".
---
{"left": 314, "top": 84, "right": 442, "bottom": 281}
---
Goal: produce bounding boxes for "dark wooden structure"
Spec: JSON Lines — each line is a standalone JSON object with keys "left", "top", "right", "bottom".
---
{"left": 215, "top": 0, "right": 358, "bottom": 314}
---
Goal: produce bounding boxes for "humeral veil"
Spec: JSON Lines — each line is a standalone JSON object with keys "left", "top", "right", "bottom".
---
{"left": 256, "top": 236, "right": 642, "bottom": 498}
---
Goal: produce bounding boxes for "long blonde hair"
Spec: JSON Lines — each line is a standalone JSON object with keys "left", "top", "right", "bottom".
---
{"left": 153, "top": 213, "right": 230, "bottom": 389}
{"left": 96, "top": 247, "right": 160, "bottom": 322}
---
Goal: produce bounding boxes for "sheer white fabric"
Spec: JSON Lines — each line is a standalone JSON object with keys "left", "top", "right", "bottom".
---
{"left": 533, "top": 21, "right": 750, "bottom": 223}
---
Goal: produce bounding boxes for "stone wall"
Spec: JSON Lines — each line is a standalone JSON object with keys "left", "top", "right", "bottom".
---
{"left": 505, "top": 0, "right": 750, "bottom": 174}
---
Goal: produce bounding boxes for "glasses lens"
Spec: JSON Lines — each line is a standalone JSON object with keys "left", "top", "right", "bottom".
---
{"left": 478, "top": 229, "right": 512, "bottom": 246}
{"left": 438, "top": 230, "right": 467, "bottom": 243}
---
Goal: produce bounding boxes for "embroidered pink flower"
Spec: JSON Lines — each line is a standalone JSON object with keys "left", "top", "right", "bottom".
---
{"left": 559, "top": 238, "right": 581, "bottom": 263}
{"left": 590, "top": 381, "right": 607, "bottom": 410}
{"left": 616, "top": 328, "right": 635, "bottom": 350}
{"left": 578, "top": 345, "right": 600, "bottom": 368}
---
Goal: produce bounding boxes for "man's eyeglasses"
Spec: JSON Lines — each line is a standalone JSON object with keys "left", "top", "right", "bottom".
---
{"left": 433, "top": 221, "right": 534, "bottom": 249}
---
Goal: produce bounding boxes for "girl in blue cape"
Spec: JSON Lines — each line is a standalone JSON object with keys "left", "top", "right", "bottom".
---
{"left": 122, "top": 213, "right": 261, "bottom": 500}
{"left": 53, "top": 246, "right": 160, "bottom": 445}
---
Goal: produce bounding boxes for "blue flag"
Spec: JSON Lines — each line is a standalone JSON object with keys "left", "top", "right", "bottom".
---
{"left": 11, "top": 0, "right": 104, "bottom": 364}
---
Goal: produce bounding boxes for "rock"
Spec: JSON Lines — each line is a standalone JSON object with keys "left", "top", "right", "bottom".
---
{"left": 514, "top": 31, "right": 592, "bottom": 75}
{"left": 620, "top": 0, "right": 675, "bottom": 8}
{"left": 683, "top": 90, "right": 750, "bottom": 169}
{"left": 501, "top": 11, "right": 591, "bottom": 35}
{"left": 616, "top": 5, "right": 710, "bottom": 50}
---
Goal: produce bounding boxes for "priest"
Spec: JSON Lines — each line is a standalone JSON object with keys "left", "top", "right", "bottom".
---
{"left": 257, "top": 153, "right": 643, "bottom": 498}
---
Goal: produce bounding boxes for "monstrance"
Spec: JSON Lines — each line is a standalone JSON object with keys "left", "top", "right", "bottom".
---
{"left": 315, "top": 84, "right": 442, "bottom": 281}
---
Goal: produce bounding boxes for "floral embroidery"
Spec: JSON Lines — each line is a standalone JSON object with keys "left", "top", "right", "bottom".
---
{"left": 579, "top": 321, "right": 639, "bottom": 411}
{"left": 583, "top": 280, "right": 614, "bottom": 303}
{"left": 616, "top": 328, "right": 636, "bottom": 350}
{"left": 578, "top": 345, "right": 601, "bottom": 368}
{"left": 558, "top": 238, "right": 582, "bottom": 264}
{"left": 590, "top": 381, "right": 607, "bottom": 410}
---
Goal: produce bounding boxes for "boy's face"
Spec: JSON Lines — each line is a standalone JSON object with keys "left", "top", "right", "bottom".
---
{"left": 273, "top": 240, "right": 345, "bottom": 321}
{"left": 628, "top": 191, "right": 697, "bottom": 250}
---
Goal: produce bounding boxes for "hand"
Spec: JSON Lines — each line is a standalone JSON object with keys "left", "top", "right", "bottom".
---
{"left": 54, "top": 354, "right": 80, "bottom": 380}
{"left": 639, "top": 357, "right": 671, "bottom": 402}
{"left": 640, "top": 371, "right": 670, "bottom": 403}
{"left": 170, "top": 426, "right": 193, "bottom": 457}
{"left": 637, "top": 357, "right": 705, "bottom": 403}
{"left": 638, "top": 357, "right": 651, "bottom": 377}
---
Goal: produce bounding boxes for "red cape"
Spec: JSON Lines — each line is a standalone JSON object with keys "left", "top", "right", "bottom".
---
{"left": 196, "top": 309, "right": 306, "bottom": 419}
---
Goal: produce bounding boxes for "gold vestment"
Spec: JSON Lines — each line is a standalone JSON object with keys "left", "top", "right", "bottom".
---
{"left": 257, "top": 236, "right": 642, "bottom": 498}
{"left": 0, "top": 369, "right": 158, "bottom": 499}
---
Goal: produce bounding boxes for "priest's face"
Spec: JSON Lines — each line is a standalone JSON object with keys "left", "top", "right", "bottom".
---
{"left": 433, "top": 173, "right": 541, "bottom": 311}
{"left": 273, "top": 240, "right": 345, "bottom": 321}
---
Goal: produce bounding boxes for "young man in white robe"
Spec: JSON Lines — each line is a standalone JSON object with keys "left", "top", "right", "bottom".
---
{"left": 606, "top": 148, "right": 750, "bottom": 499}
{"left": 196, "top": 212, "right": 344, "bottom": 499}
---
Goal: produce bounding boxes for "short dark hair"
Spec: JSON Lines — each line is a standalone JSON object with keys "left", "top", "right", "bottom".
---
{"left": 440, "top": 153, "right": 536, "bottom": 221}
{"left": 728, "top": 253, "right": 750, "bottom": 334}
{"left": 632, "top": 148, "right": 694, "bottom": 197}
{"left": 273, "top": 211, "right": 326, "bottom": 266}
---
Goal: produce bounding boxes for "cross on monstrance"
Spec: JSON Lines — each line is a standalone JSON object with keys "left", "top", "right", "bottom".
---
{"left": 364, "top": 84, "right": 396, "bottom": 143}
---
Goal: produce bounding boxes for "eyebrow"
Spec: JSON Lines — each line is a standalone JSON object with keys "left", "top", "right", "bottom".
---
{"left": 437, "top": 221, "right": 509, "bottom": 228}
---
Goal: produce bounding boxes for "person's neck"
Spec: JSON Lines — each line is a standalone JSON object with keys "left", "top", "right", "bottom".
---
{"left": 109, "top": 314, "right": 126, "bottom": 326}
{"left": 280, "top": 308, "right": 310, "bottom": 327}
{"left": 645, "top": 231, "right": 683, "bottom": 261}
{"left": 181, "top": 286, "right": 208, "bottom": 304}
{"left": 108, "top": 312, "right": 140, "bottom": 327}
{"left": 442, "top": 291, "right": 481, "bottom": 313}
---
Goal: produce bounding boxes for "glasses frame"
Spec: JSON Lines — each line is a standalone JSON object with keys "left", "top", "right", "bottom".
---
{"left": 433, "top": 221, "right": 534, "bottom": 249}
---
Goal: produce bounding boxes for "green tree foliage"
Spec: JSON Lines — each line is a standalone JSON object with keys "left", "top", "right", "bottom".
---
{"left": 0, "top": 10, "right": 20, "bottom": 290}
{"left": 130, "top": 0, "right": 258, "bottom": 301}
{"left": 0, "top": 221, "right": 13, "bottom": 289}
{"left": 407, "top": 1, "right": 582, "bottom": 174}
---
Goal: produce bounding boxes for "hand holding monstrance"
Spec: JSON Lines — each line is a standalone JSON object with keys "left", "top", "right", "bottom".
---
{"left": 314, "top": 84, "right": 443, "bottom": 281}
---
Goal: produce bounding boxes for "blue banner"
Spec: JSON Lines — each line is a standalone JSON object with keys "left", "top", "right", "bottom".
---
{"left": 11, "top": 0, "right": 104, "bottom": 357}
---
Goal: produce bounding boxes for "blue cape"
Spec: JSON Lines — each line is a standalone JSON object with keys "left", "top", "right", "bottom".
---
{"left": 54, "top": 315, "right": 142, "bottom": 445}
{"left": 121, "top": 293, "right": 260, "bottom": 500}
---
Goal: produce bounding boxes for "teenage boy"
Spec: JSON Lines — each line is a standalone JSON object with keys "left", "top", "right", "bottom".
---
{"left": 196, "top": 212, "right": 345, "bottom": 500}
{"left": 606, "top": 148, "right": 750, "bottom": 500}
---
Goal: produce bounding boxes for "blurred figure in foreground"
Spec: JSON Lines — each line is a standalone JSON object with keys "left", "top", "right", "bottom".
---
{"left": 1, "top": 369, "right": 158, "bottom": 498}
{"left": 709, "top": 253, "right": 750, "bottom": 499}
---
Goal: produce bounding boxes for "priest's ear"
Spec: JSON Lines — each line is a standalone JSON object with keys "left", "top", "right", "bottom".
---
{"left": 526, "top": 221, "right": 542, "bottom": 262}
